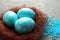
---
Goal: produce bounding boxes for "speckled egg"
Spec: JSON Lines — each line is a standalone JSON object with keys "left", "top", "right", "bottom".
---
{"left": 14, "top": 17, "right": 35, "bottom": 33}
{"left": 3, "top": 11, "right": 18, "bottom": 27}
{"left": 17, "top": 8, "right": 35, "bottom": 19}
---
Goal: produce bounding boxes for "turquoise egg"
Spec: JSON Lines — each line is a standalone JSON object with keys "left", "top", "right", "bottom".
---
{"left": 15, "top": 17, "right": 35, "bottom": 33}
{"left": 3, "top": 11, "right": 18, "bottom": 27}
{"left": 17, "top": 8, "right": 35, "bottom": 19}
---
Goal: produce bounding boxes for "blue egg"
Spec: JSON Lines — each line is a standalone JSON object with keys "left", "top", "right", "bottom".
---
{"left": 14, "top": 17, "right": 35, "bottom": 33}
{"left": 3, "top": 11, "right": 18, "bottom": 27}
{"left": 17, "top": 8, "right": 35, "bottom": 19}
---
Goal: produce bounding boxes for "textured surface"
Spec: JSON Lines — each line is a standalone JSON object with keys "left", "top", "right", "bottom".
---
{"left": 0, "top": 0, "right": 60, "bottom": 40}
{"left": 43, "top": 16, "right": 60, "bottom": 40}
{"left": 0, "top": 0, "right": 60, "bottom": 20}
{"left": 0, "top": 6, "right": 46, "bottom": 40}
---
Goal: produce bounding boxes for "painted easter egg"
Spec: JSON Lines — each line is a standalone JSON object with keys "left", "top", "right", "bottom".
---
{"left": 3, "top": 11, "right": 18, "bottom": 27}
{"left": 15, "top": 17, "right": 35, "bottom": 33}
{"left": 17, "top": 8, "right": 35, "bottom": 19}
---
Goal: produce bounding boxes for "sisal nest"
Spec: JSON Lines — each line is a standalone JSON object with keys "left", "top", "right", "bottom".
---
{"left": 0, "top": 5, "right": 47, "bottom": 40}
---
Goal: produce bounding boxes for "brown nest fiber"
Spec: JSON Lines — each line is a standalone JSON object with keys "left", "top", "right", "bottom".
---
{"left": 0, "top": 5, "right": 46, "bottom": 40}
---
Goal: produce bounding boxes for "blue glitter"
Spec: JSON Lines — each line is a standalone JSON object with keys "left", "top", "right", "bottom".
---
{"left": 43, "top": 16, "right": 60, "bottom": 40}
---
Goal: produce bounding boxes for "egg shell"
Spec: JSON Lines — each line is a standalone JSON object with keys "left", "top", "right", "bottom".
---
{"left": 14, "top": 17, "right": 35, "bottom": 33}
{"left": 3, "top": 11, "right": 18, "bottom": 27}
{"left": 17, "top": 8, "right": 35, "bottom": 19}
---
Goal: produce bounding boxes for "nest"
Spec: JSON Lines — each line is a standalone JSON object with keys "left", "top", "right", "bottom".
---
{"left": 0, "top": 5, "right": 47, "bottom": 40}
